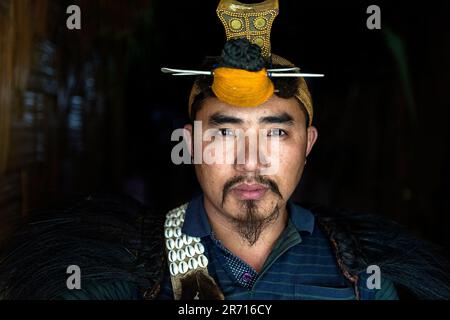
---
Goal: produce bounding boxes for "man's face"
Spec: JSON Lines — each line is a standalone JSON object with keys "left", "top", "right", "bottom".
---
{"left": 185, "top": 95, "right": 318, "bottom": 244}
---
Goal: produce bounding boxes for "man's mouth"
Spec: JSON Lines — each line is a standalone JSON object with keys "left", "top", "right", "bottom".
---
{"left": 231, "top": 184, "right": 269, "bottom": 201}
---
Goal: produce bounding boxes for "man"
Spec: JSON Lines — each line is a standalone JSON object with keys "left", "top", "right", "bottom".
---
{"left": 158, "top": 34, "right": 390, "bottom": 299}
{"left": 0, "top": 0, "right": 449, "bottom": 300}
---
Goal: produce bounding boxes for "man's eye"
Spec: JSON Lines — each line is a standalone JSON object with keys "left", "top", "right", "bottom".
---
{"left": 218, "top": 129, "right": 235, "bottom": 136}
{"left": 268, "top": 129, "right": 287, "bottom": 137}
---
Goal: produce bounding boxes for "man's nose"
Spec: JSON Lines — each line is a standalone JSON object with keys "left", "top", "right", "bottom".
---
{"left": 234, "top": 132, "right": 270, "bottom": 173}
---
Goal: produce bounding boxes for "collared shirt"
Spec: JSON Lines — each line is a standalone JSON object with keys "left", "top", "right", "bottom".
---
{"left": 158, "top": 195, "right": 398, "bottom": 300}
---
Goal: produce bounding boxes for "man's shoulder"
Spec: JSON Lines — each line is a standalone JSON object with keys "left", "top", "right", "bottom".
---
{"left": 301, "top": 204, "right": 450, "bottom": 300}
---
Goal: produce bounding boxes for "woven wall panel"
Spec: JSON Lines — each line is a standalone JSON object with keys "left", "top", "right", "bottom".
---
{"left": 0, "top": 0, "right": 14, "bottom": 174}
{"left": 0, "top": 0, "right": 49, "bottom": 243}
{"left": 0, "top": 172, "right": 21, "bottom": 246}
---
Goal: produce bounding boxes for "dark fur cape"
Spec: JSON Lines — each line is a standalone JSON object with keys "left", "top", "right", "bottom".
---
{"left": 0, "top": 195, "right": 165, "bottom": 300}
{"left": 0, "top": 195, "right": 448, "bottom": 300}
{"left": 312, "top": 205, "right": 450, "bottom": 300}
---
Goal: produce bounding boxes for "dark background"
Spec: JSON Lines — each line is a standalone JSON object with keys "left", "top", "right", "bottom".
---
{"left": 0, "top": 0, "right": 449, "bottom": 249}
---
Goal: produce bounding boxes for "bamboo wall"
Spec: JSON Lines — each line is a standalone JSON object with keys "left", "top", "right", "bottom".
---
{"left": 0, "top": 0, "right": 39, "bottom": 245}
{"left": 0, "top": 0, "right": 132, "bottom": 246}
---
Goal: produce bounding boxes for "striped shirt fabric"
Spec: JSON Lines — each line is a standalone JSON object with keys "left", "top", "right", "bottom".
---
{"left": 158, "top": 195, "right": 398, "bottom": 300}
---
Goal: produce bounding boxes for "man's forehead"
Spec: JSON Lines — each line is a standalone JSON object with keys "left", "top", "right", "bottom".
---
{"left": 198, "top": 96, "right": 303, "bottom": 122}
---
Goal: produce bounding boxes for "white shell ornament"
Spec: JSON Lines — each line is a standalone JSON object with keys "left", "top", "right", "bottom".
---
{"left": 177, "top": 249, "right": 186, "bottom": 261}
{"left": 198, "top": 255, "right": 208, "bottom": 268}
{"left": 165, "top": 204, "right": 209, "bottom": 276}
{"left": 164, "top": 219, "right": 173, "bottom": 228}
{"left": 170, "top": 263, "right": 179, "bottom": 276}
{"left": 179, "top": 261, "right": 189, "bottom": 274}
{"left": 174, "top": 227, "right": 182, "bottom": 238}
{"left": 194, "top": 243, "right": 205, "bottom": 255}
{"left": 168, "top": 250, "right": 178, "bottom": 263}
{"left": 185, "top": 245, "right": 196, "bottom": 258}
{"left": 166, "top": 239, "right": 175, "bottom": 250}
{"left": 182, "top": 234, "right": 193, "bottom": 245}
{"left": 165, "top": 228, "right": 174, "bottom": 238}
{"left": 188, "top": 258, "right": 198, "bottom": 270}
{"left": 175, "top": 238, "right": 184, "bottom": 249}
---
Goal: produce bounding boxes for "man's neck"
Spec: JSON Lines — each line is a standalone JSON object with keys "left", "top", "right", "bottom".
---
{"left": 204, "top": 200, "right": 289, "bottom": 273}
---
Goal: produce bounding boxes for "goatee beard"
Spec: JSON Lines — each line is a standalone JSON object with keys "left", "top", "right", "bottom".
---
{"left": 232, "top": 200, "right": 280, "bottom": 246}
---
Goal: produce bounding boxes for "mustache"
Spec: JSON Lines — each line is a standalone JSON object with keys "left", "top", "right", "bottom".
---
{"left": 222, "top": 175, "right": 283, "bottom": 205}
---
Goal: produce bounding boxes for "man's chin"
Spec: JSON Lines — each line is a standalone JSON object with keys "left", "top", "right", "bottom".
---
{"left": 228, "top": 201, "right": 281, "bottom": 246}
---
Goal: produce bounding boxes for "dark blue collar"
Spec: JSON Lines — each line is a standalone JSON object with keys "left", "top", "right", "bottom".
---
{"left": 182, "top": 194, "right": 315, "bottom": 238}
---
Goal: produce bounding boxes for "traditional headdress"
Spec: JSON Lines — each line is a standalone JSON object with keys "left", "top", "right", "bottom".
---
{"left": 162, "top": 0, "right": 324, "bottom": 127}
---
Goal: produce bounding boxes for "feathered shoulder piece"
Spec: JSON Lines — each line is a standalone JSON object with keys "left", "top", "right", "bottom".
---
{"left": 0, "top": 195, "right": 165, "bottom": 300}
{"left": 310, "top": 205, "right": 450, "bottom": 300}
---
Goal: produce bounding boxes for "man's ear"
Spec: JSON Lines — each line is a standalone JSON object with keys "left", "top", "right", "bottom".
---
{"left": 184, "top": 124, "right": 194, "bottom": 157}
{"left": 305, "top": 126, "right": 318, "bottom": 157}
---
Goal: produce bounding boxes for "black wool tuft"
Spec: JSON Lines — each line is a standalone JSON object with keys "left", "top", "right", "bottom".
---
{"left": 219, "top": 38, "right": 266, "bottom": 72}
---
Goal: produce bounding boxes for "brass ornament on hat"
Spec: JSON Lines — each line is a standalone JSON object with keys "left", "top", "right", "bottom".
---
{"left": 162, "top": 0, "right": 325, "bottom": 127}
{"left": 216, "top": 0, "right": 279, "bottom": 59}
